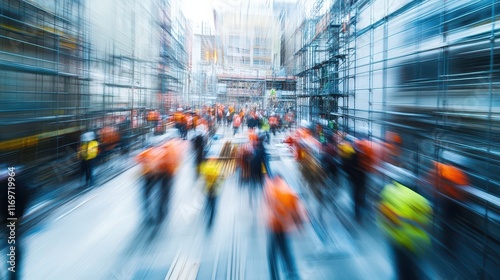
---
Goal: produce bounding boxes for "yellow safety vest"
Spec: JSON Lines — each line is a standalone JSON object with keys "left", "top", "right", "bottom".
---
{"left": 200, "top": 160, "right": 221, "bottom": 194}
{"left": 80, "top": 140, "right": 98, "bottom": 160}
{"left": 377, "top": 182, "right": 432, "bottom": 254}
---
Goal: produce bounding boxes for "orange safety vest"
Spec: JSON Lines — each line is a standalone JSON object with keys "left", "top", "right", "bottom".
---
{"left": 432, "top": 162, "right": 469, "bottom": 200}
{"left": 265, "top": 176, "right": 303, "bottom": 232}
{"left": 136, "top": 147, "right": 156, "bottom": 175}
{"left": 355, "top": 139, "right": 376, "bottom": 173}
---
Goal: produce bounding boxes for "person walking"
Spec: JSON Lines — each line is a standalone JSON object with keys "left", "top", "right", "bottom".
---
{"left": 265, "top": 175, "right": 305, "bottom": 280}
{"left": 248, "top": 136, "right": 270, "bottom": 206}
{"left": 78, "top": 132, "right": 99, "bottom": 187}
{"left": 377, "top": 180, "right": 432, "bottom": 280}
{"left": 428, "top": 158, "right": 469, "bottom": 251}
{"left": 200, "top": 159, "right": 222, "bottom": 229}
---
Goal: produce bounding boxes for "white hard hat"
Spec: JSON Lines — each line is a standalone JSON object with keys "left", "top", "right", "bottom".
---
{"left": 80, "top": 131, "right": 96, "bottom": 142}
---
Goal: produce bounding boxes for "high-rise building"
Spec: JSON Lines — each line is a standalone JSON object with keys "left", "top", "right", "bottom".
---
{"left": 214, "top": 0, "right": 280, "bottom": 107}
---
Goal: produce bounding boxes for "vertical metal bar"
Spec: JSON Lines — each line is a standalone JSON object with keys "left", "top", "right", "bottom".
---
{"left": 382, "top": 1, "right": 388, "bottom": 138}
{"left": 55, "top": 1, "right": 61, "bottom": 160}
{"left": 481, "top": 1, "right": 496, "bottom": 276}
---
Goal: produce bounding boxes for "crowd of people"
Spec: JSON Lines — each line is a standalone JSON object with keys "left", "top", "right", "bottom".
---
{"left": 3, "top": 102, "right": 472, "bottom": 279}
{"left": 112, "top": 103, "right": 472, "bottom": 279}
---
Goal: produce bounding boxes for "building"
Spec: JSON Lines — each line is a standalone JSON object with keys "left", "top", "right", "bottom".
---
{"left": 213, "top": 0, "right": 280, "bottom": 109}
{"left": 0, "top": 0, "right": 190, "bottom": 185}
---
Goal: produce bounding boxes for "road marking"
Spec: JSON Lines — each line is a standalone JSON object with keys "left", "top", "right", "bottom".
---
{"left": 24, "top": 200, "right": 52, "bottom": 217}
{"left": 54, "top": 194, "right": 97, "bottom": 222}
{"left": 165, "top": 251, "right": 200, "bottom": 280}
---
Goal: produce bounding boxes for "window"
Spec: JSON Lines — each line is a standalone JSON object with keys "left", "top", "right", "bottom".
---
{"left": 240, "top": 57, "right": 250, "bottom": 65}
{"left": 253, "top": 59, "right": 270, "bottom": 66}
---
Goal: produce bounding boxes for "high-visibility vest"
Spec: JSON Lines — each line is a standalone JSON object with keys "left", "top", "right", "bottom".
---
{"left": 136, "top": 147, "right": 156, "bottom": 175}
{"left": 377, "top": 182, "right": 432, "bottom": 255}
{"left": 157, "top": 140, "right": 183, "bottom": 175}
{"left": 200, "top": 160, "right": 221, "bottom": 194}
{"left": 432, "top": 162, "right": 469, "bottom": 200}
{"left": 265, "top": 176, "right": 303, "bottom": 232}
{"left": 80, "top": 140, "right": 98, "bottom": 160}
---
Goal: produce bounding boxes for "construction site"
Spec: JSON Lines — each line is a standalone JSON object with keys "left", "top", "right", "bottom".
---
{"left": 0, "top": 0, "right": 190, "bottom": 181}
{"left": 0, "top": 0, "right": 499, "bottom": 279}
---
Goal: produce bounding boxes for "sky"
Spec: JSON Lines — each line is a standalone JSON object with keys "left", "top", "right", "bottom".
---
{"left": 182, "top": 0, "right": 297, "bottom": 22}
{"left": 182, "top": 0, "right": 216, "bottom": 22}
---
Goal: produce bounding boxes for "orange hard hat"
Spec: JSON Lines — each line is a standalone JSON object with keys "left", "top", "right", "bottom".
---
{"left": 386, "top": 131, "right": 402, "bottom": 144}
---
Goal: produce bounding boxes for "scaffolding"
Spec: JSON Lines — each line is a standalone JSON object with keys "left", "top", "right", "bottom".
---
{"left": 0, "top": 0, "right": 189, "bottom": 186}
{"left": 285, "top": 0, "right": 500, "bottom": 277}
{"left": 289, "top": 0, "right": 354, "bottom": 130}
{"left": 0, "top": 0, "right": 87, "bottom": 165}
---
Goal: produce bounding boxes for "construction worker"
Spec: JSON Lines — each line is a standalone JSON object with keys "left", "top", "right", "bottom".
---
{"left": 383, "top": 131, "right": 403, "bottom": 166}
{"left": 265, "top": 175, "right": 305, "bottom": 280}
{"left": 260, "top": 117, "right": 270, "bottom": 143}
{"left": 157, "top": 139, "right": 185, "bottom": 220}
{"left": 174, "top": 108, "right": 187, "bottom": 139}
{"left": 99, "top": 125, "right": 120, "bottom": 162}
{"left": 192, "top": 129, "right": 206, "bottom": 176}
{"left": 269, "top": 114, "right": 278, "bottom": 136}
{"left": 248, "top": 136, "right": 270, "bottom": 207}
{"left": 377, "top": 180, "right": 432, "bottom": 280}
{"left": 351, "top": 138, "right": 376, "bottom": 222}
{"left": 136, "top": 146, "right": 159, "bottom": 223}
{"left": 200, "top": 158, "right": 222, "bottom": 229}
{"left": 78, "top": 133, "right": 99, "bottom": 187}
{"left": 428, "top": 157, "right": 469, "bottom": 251}
{"left": 232, "top": 114, "right": 241, "bottom": 136}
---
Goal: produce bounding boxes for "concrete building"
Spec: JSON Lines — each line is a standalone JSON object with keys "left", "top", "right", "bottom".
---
{"left": 213, "top": 0, "right": 280, "bottom": 108}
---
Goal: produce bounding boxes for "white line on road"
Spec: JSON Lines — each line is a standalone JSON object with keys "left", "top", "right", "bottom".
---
{"left": 54, "top": 194, "right": 98, "bottom": 222}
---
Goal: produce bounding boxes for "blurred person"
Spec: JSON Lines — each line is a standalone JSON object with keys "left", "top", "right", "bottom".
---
{"left": 383, "top": 131, "right": 403, "bottom": 166}
{"left": 239, "top": 109, "right": 246, "bottom": 132}
{"left": 322, "top": 133, "right": 339, "bottom": 183}
{"left": 136, "top": 146, "right": 159, "bottom": 223}
{"left": 269, "top": 114, "right": 278, "bottom": 136}
{"left": 192, "top": 128, "right": 206, "bottom": 176}
{"left": 377, "top": 180, "right": 432, "bottom": 280}
{"left": 0, "top": 167, "right": 30, "bottom": 280}
{"left": 99, "top": 125, "right": 120, "bottom": 162}
{"left": 247, "top": 112, "right": 258, "bottom": 131}
{"left": 200, "top": 159, "right": 222, "bottom": 229}
{"left": 226, "top": 110, "right": 232, "bottom": 127}
{"left": 296, "top": 131, "right": 327, "bottom": 224}
{"left": 315, "top": 123, "right": 326, "bottom": 145}
{"left": 174, "top": 108, "right": 187, "bottom": 140}
{"left": 232, "top": 114, "right": 241, "bottom": 136}
{"left": 338, "top": 136, "right": 366, "bottom": 221}
{"left": 248, "top": 136, "right": 270, "bottom": 207}
{"left": 285, "top": 112, "right": 295, "bottom": 131}
{"left": 156, "top": 140, "right": 184, "bottom": 221}
{"left": 78, "top": 132, "right": 99, "bottom": 187}
{"left": 192, "top": 112, "right": 200, "bottom": 130}
{"left": 351, "top": 138, "right": 376, "bottom": 222}
{"left": 427, "top": 158, "right": 469, "bottom": 251}
{"left": 217, "top": 107, "right": 223, "bottom": 125}
{"left": 260, "top": 117, "right": 271, "bottom": 143}
{"left": 264, "top": 175, "right": 305, "bottom": 280}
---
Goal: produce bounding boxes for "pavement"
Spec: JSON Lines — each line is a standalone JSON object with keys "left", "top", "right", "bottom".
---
{"left": 11, "top": 125, "right": 484, "bottom": 279}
